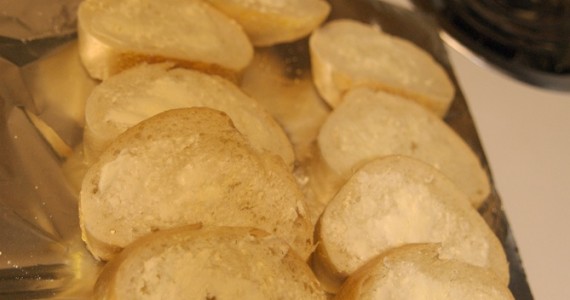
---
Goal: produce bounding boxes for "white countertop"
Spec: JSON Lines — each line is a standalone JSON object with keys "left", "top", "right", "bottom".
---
{"left": 448, "top": 44, "right": 570, "bottom": 300}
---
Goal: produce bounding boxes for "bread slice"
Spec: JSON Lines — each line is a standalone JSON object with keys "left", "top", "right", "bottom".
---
{"left": 317, "top": 87, "right": 490, "bottom": 208}
{"left": 309, "top": 19, "right": 455, "bottom": 117}
{"left": 82, "top": 63, "right": 294, "bottom": 168}
{"left": 95, "top": 225, "right": 326, "bottom": 299}
{"left": 312, "top": 156, "right": 508, "bottom": 292}
{"left": 336, "top": 243, "right": 514, "bottom": 300}
{"left": 77, "top": 0, "right": 253, "bottom": 80}
{"left": 79, "top": 108, "right": 312, "bottom": 261}
{"left": 204, "top": 0, "right": 330, "bottom": 46}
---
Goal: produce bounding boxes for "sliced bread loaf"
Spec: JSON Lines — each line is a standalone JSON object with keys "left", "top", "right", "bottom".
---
{"left": 309, "top": 19, "right": 455, "bottom": 117}
{"left": 335, "top": 243, "right": 514, "bottom": 300}
{"left": 95, "top": 225, "right": 326, "bottom": 299}
{"left": 204, "top": 0, "right": 330, "bottom": 46}
{"left": 82, "top": 63, "right": 294, "bottom": 168}
{"left": 312, "top": 156, "right": 508, "bottom": 292}
{"left": 77, "top": 0, "right": 253, "bottom": 80}
{"left": 80, "top": 108, "right": 312, "bottom": 261}
{"left": 317, "top": 87, "right": 490, "bottom": 208}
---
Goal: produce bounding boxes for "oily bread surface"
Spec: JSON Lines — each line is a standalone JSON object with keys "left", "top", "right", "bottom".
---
{"left": 80, "top": 108, "right": 312, "bottom": 261}
{"left": 317, "top": 87, "right": 490, "bottom": 208}
{"left": 313, "top": 156, "right": 508, "bottom": 292}
{"left": 77, "top": 0, "right": 253, "bottom": 79}
{"left": 82, "top": 63, "right": 294, "bottom": 168}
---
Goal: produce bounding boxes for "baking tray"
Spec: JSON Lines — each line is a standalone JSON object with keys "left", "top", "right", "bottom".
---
{"left": 0, "top": 0, "right": 533, "bottom": 298}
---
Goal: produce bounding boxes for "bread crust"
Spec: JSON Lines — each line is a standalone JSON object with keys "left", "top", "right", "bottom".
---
{"left": 205, "top": 0, "right": 330, "bottom": 46}
{"left": 317, "top": 87, "right": 490, "bottom": 208}
{"left": 310, "top": 217, "right": 349, "bottom": 293}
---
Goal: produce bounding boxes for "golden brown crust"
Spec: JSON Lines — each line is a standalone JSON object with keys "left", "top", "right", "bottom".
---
{"left": 317, "top": 88, "right": 490, "bottom": 208}
{"left": 112, "top": 52, "right": 242, "bottom": 84}
{"left": 310, "top": 218, "right": 349, "bottom": 293}
{"left": 81, "top": 228, "right": 123, "bottom": 262}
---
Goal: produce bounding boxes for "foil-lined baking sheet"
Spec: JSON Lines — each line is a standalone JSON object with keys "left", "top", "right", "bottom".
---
{"left": 0, "top": 0, "right": 532, "bottom": 298}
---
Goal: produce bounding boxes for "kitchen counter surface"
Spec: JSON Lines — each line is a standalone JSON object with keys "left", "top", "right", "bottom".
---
{"left": 448, "top": 44, "right": 570, "bottom": 300}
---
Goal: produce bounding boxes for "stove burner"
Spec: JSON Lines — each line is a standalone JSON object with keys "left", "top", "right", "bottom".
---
{"left": 426, "top": 0, "right": 570, "bottom": 90}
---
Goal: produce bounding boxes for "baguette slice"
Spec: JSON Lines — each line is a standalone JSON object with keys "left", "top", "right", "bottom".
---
{"left": 95, "top": 225, "right": 326, "bottom": 300}
{"left": 204, "top": 0, "right": 330, "bottom": 46}
{"left": 77, "top": 0, "right": 253, "bottom": 80}
{"left": 309, "top": 19, "right": 455, "bottom": 117}
{"left": 336, "top": 243, "right": 514, "bottom": 300}
{"left": 82, "top": 63, "right": 294, "bottom": 168}
{"left": 80, "top": 108, "right": 312, "bottom": 261}
{"left": 312, "top": 156, "right": 508, "bottom": 292}
{"left": 317, "top": 87, "right": 490, "bottom": 208}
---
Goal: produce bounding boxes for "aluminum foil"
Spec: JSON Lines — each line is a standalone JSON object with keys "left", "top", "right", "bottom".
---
{"left": 0, "top": 0, "right": 532, "bottom": 298}
{"left": 1, "top": 0, "right": 99, "bottom": 298}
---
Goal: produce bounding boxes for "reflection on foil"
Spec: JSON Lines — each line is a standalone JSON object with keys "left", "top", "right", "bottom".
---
{"left": 0, "top": 102, "right": 100, "bottom": 298}
{"left": 21, "top": 41, "right": 97, "bottom": 156}
{"left": 0, "top": 0, "right": 81, "bottom": 40}
{"left": 0, "top": 0, "right": 100, "bottom": 298}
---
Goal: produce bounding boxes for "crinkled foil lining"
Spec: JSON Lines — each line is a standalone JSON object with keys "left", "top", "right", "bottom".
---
{"left": 0, "top": 0, "right": 532, "bottom": 298}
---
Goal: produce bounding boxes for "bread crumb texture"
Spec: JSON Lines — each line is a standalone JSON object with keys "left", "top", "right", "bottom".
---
{"left": 335, "top": 244, "right": 514, "bottom": 300}
{"left": 317, "top": 88, "right": 490, "bottom": 208}
{"left": 96, "top": 226, "right": 326, "bottom": 299}
{"left": 309, "top": 19, "right": 454, "bottom": 116}
{"left": 83, "top": 63, "right": 294, "bottom": 167}
{"left": 316, "top": 156, "right": 508, "bottom": 290}
{"left": 80, "top": 108, "right": 312, "bottom": 261}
